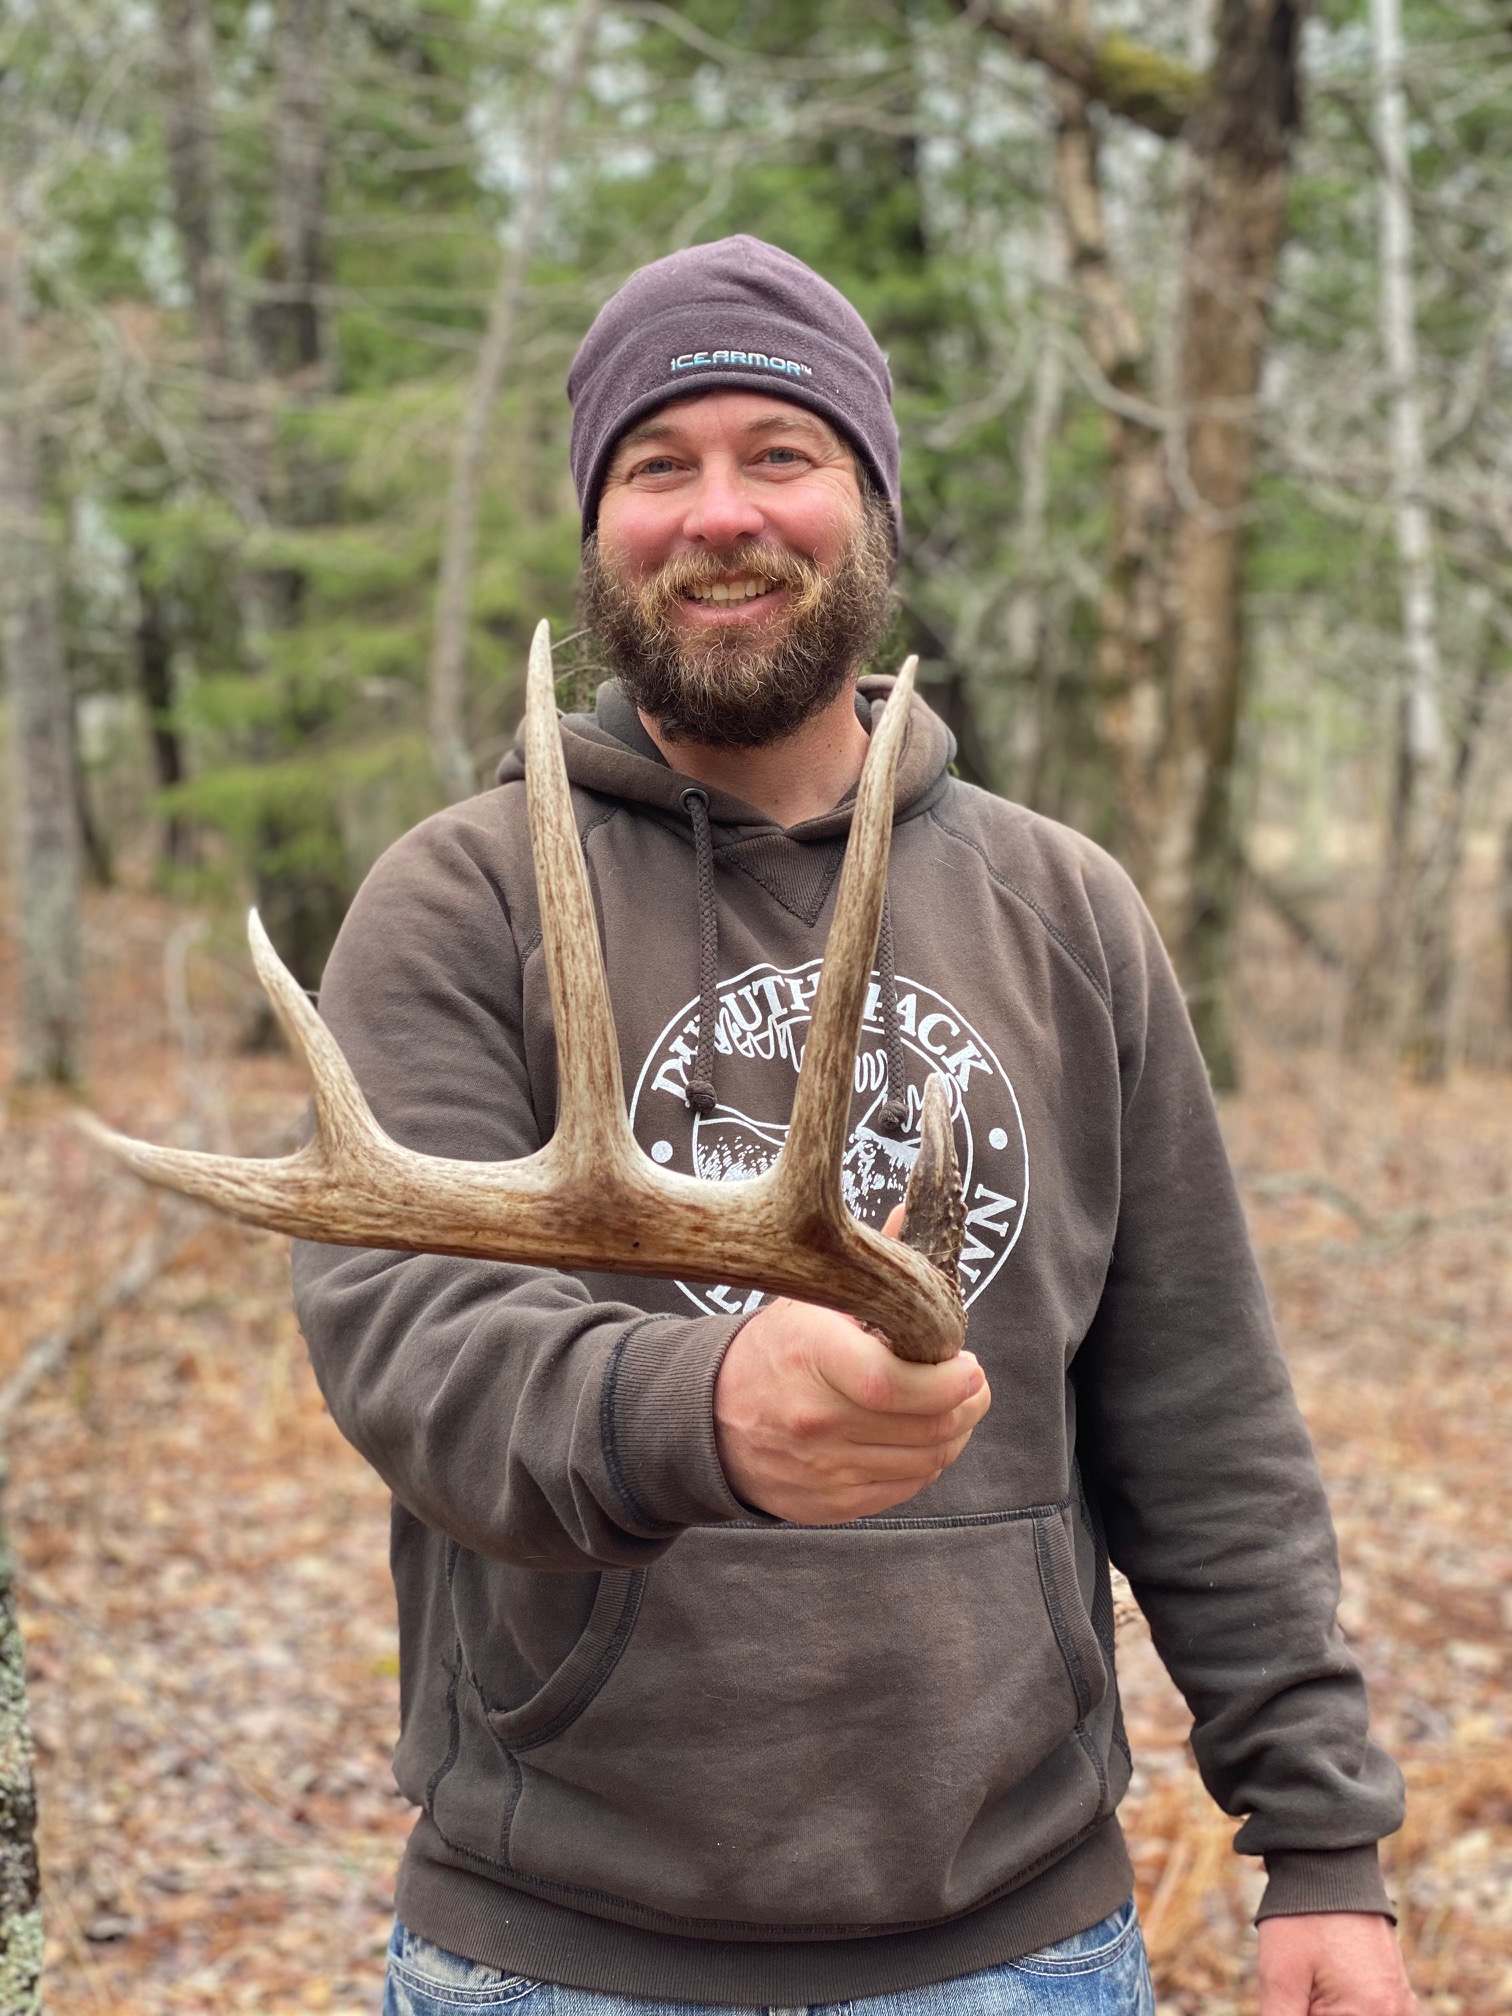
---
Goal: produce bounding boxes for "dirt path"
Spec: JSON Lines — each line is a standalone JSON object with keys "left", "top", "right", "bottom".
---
{"left": 4, "top": 890, "right": 1508, "bottom": 2013}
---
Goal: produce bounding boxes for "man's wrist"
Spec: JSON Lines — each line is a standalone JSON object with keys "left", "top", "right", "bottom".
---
{"left": 605, "top": 1313, "right": 755, "bottom": 1531}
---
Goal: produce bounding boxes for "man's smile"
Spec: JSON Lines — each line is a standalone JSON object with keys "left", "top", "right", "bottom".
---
{"left": 683, "top": 576, "right": 776, "bottom": 604}
{"left": 676, "top": 578, "right": 789, "bottom": 623}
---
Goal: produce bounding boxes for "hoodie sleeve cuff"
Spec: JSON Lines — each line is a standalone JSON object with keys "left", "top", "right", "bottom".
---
{"left": 1256, "top": 1846, "right": 1396, "bottom": 1923}
{"left": 603, "top": 1314, "right": 753, "bottom": 1532}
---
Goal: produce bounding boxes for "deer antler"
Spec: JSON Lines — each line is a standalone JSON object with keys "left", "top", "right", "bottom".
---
{"left": 78, "top": 623, "right": 967, "bottom": 1363}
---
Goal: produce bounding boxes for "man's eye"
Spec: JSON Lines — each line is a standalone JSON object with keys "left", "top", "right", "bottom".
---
{"left": 634, "top": 457, "right": 679, "bottom": 477}
{"left": 760, "top": 447, "right": 806, "bottom": 466}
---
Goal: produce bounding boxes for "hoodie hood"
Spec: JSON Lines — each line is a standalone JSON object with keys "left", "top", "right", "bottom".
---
{"left": 494, "top": 673, "right": 955, "bottom": 839}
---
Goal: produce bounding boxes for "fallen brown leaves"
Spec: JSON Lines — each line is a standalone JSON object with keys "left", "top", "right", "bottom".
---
{"left": 3, "top": 888, "right": 1508, "bottom": 2015}
{"left": 1117, "top": 981, "right": 1512, "bottom": 2013}
{"left": 3, "top": 893, "right": 406, "bottom": 2015}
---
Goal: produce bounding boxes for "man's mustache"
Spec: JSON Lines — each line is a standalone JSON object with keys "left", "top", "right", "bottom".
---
{"left": 637, "top": 542, "right": 824, "bottom": 615}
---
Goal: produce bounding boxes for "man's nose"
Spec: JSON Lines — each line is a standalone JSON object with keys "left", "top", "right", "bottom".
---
{"left": 681, "top": 464, "right": 766, "bottom": 548}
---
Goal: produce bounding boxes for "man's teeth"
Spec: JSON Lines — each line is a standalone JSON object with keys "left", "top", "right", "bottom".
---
{"left": 686, "top": 579, "right": 771, "bottom": 604}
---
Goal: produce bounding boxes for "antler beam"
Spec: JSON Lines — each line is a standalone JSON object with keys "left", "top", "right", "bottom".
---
{"left": 79, "top": 623, "right": 967, "bottom": 1363}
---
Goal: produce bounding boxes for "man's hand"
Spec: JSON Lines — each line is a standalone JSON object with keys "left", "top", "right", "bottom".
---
{"left": 713, "top": 1287, "right": 990, "bottom": 1524}
{"left": 1258, "top": 1913, "right": 1418, "bottom": 2016}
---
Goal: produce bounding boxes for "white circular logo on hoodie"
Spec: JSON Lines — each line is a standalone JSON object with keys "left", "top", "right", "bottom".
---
{"left": 628, "top": 958, "right": 1028, "bottom": 1320}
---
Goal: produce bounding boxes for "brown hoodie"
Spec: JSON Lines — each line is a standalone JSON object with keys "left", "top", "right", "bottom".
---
{"left": 291, "top": 677, "right": 1403, "bottom": 2000}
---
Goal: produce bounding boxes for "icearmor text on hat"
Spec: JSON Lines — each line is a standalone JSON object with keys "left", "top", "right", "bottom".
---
{"left": 669, "top": 350, "right": 814, "bottom": 379}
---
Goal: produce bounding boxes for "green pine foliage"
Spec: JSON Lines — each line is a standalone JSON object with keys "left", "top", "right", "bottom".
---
{"left": 14, "top": 0, "right": 1511, "bottom": 979}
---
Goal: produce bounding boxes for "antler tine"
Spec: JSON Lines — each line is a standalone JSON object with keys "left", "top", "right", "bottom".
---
{"left": 524, "top": 620, "right": 637, "bottom": 1170}
{"left": 245, "top": 909, "right": 379, "bottom": 1158}
{"left": 776, "top": 657, "right": 917, "bottom": 1228}
{"left": 898, "top": 1072, "right": 966, "bottom": 1286}
{"left": 74, "top": 907, "right": 387, "bottom": 1213}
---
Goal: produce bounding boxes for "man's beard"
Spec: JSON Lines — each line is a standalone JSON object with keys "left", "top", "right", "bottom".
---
{"left": 578, "top": 496, "right": 896, "bottom": 751}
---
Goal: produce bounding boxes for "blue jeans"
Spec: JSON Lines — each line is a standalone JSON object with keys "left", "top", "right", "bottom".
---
{"left": 382, "top": 1898, "right": 1155, "bottom": 2015}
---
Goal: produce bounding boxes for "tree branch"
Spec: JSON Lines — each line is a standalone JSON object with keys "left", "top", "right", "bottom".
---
{"left": 957, "top": 2, "right": 1204, "bottom": 140}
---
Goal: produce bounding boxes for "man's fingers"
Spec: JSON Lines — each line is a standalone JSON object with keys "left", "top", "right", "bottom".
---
{"left": 818, "top": 1328, "right": 987, "bottom": 1418}
{"left": 715, "top": 1290, "right": 991, "bottom": 1524}
{"left": 837, "top": 1386, "right": 990, "bottom": 1448}
{"left": 790, "top": 1425, "right": 978, "bottom": 1489}
{"left": 1255, "top": 1953, "right": 1311, "bottom": 2016}
{"left": 1256, "top": 1914, "right": 1418, "bottom": 2016}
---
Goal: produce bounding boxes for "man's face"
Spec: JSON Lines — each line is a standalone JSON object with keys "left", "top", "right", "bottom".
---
{"left": 580, "top": 391, "right": 894, "bottom": 750}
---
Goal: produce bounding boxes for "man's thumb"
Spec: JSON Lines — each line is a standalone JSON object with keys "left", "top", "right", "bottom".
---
{"left": 881, "top": 1202, "right": 905, "bottom": 1239}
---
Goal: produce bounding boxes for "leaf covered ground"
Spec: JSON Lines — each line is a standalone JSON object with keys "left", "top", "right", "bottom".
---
{"left": 3, "top": 889, "right": 1508, "bottom": 2015}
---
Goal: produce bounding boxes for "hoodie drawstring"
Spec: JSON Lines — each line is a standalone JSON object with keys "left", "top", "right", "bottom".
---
{"left": 679, "top": 786, "right": 906, "bottom": 1132}
{"left": 682, "top": 787, "right": 719, "bottom": 1117}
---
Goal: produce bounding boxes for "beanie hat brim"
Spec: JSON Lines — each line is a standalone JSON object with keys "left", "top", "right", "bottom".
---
{"left": 568, "top": 237, "right": 901, "bottom": 549}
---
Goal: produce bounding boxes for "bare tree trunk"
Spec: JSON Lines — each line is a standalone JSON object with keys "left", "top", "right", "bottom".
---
{"left": 251, "top": 0, "right": 336, "bottom": 380}
{"left": 0, "top": 342, "right": 68, "bottom": 1954}
{"left": 1005, "top": 0, "right": 1305, "bottom": 1090}
{"left": 1045, "top": 1, "right": 1171, "bottom": 853}
{"left": 156, "top": 0, "right": 270, "bottom": 621}
{"left": 427, "top": 0, "right": 603, "bottom": 803}
{"left": 157, "top": 0, "right": 251, "bottom": 430}
{"left": 0, "top": 1459, "right": 42, "bottom": 2016}
{"left": 249, "top": 0, "right": 340, "bottom": 603}
{"left": 1371, "top": 0, "right": 1453, "bottom": 1080}
{"left": 1407, "top": 644, "right": 1497, "bottom": 1071}
{"left": 1162, "top": 5, "right": 1302, "bottom": 1089}
{"left": 158, "top": 0, "right": 348, "bottom": 1016}
{"left": 72, "top": 686, "right": 112, "bottom": 889}
{"left": 1, "top": 195, "right": 84, "bottom": 1086}
{"left": 133, "top": 554, "right": 195, "bottom": 870}
{"left": 1005, "top": 232, "right": 1066, "bottom": 805}
{"left": 158, "top": 0, "right": 239, "bottom": 375}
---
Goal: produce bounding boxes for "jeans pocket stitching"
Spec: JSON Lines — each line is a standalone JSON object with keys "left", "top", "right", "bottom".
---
{"left": 387, "top": 1956, "right": 544, "bottom": 2008}
{"left": 1006, "top": 1914, "right": 1142, "bottom": 1978}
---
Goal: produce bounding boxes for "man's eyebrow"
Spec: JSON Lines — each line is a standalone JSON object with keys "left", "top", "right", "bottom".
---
{"left": 739, "top": 412, "right": 834, "bottom": 440}
{"left": 615, "top": 417, "right": 679, "bottom": 450}
{"left": 612, "top": 410, "right": 840, "bottom": 456}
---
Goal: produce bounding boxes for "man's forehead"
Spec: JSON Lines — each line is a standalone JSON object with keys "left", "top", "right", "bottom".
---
{"left": 612, "top": 395, "right": 844, "bottom": 457}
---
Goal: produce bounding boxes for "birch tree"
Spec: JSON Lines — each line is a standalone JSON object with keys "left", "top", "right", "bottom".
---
{"left": 1371, "top": 0, "right": 1453, "bottom": 1077}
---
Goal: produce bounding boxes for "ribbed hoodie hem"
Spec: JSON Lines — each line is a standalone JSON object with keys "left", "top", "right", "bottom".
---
{"left": 1256, "top": 1845, "right": 1395, "bottom": 1922}
{"left": 607, "top": 1314, "right": 752, "bottom": 1531}
{"left": 394, "top": 1815, "right": 1136, "bottom": 2002}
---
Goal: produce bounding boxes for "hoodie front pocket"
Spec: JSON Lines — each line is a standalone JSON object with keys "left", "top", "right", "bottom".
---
{"left": 428, "top": 1565, "right": 646, "bottom": 1864}
{"left": 495, "top": 1506, "right": 1109, "bottom": 1932}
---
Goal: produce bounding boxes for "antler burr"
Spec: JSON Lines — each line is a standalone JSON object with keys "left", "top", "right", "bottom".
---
{"left": 79, "top": 622, "right": 967, "bottom": 1362}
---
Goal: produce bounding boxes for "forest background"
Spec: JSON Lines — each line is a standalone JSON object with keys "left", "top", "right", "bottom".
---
{"left": 1, "top": 1, "right": 1510, "bottom": 2012}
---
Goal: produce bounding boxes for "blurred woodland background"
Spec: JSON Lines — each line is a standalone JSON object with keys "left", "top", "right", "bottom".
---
{"left": 1, "top": 1, "right": 1510, "bottom": 2011}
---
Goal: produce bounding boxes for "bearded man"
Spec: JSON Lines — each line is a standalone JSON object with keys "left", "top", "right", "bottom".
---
{"left": 291, "top": 239, "right": 1414, "bottom": 2016}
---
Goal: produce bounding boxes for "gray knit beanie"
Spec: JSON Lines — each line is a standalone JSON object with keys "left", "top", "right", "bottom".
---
{"left": 568, "top": 235, "right": 901, "bottom": 546}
